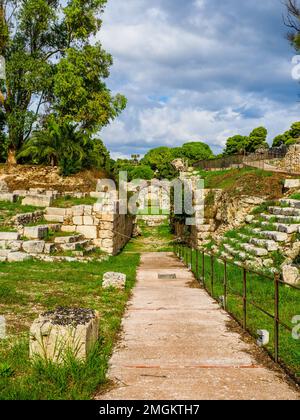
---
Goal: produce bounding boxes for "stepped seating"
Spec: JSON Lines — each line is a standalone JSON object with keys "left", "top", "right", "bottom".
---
{"left": 218, "top": 195, "right": 300, "bottom": 274}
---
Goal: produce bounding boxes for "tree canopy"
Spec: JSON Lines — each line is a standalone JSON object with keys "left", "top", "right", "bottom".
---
{"left": 0, "top": 0, "right": 126, "bottom": 164}
{"left": 224, "top": 127, "right": 269, "bottom": 156}
{"left": 272, "top": 122, "right": 300, "bottom": 147}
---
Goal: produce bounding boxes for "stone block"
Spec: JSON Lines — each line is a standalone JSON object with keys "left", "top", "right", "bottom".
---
{"left": 0, "top": 232, "right": 20, "bottom": 241}
{"left": 7, "top": 252, "right": 32, "bottom": 262}
{"left": 7, "top": 241, "right": 23, "bottom": 252}
{"left": 284, "top": 179, "right": 300, "bottom": 189}
{"left": 44, "top": 243, "right": 56, "bottom": 254}
{"left": 0, "top": 193, "right": 18, "bottom": 203}
{"left": 102, "top": 272, "right": 126, "bottom": 290}
{"left": 84, "top": 206, "right": 93, "bottom": 216}
{"left": 73, "top": 216, "right": 83, "bottom": 225}
{"left": 24, "top": 225, "right": 49, "bottom": 240}
{"left": 76, "top": 225, "right": 98, "bottom": 239}
{"left": 72, "top": 205, "right": 85, "bottom": 216}
{"left": 54, "top": 235, "right": 83, "bottom": 244}
{"left": 83, "top": 216, "right": 94, "bottom": 225}
{"left": 22, "top": 195, "right": 53, "bottom": 207}
{"left": 23, "top": 240, "right": 45, "bottom": 254}
{"left": 61, "top": 225, "right": 77, "bottom": 233}
{"left": 282, "top": 265, "right": 300, "bottom": 285}
{"left": 44, "top": 215, "right": 65, "bottom": 223}
{"left": 29, "top": 308, "right": 100, "bottom": 363}
{"left": 46, "top": 207, "right": 66, "bottom": 217}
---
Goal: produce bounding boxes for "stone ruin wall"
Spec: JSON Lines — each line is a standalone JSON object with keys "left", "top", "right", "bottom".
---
{"left": 277, "top": 144, "right": 300, "bottom": 174}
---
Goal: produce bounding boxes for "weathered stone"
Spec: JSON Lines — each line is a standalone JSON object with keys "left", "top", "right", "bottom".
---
{"left": 55, "top": 235, "right": 84, "bottom": 244}
{"left": 241, "top": 243, "right": 268, "bottom": 257}
{"left": 83, "top": 216, "right": 94, "bottom": 225}
{"left": 72, "top": 205, "right": 85, "bottom": 216}
{"left": 23, "top": 241, "right": 45, "bottom": 254}
{"left": 73, "top": 216, "right": 83, "bottom": 225}
{"left": 0, "top": 193, "right": 18, "bottom": 203}
{"left": 29, "top": 308, "right": 100, "bottom": 363}
{"left": 249, "top": 238, "right": 278, "bottom": 252}
{"left": 0, "top": 232, "right": 20, "bottom": 241}
{"left": 61, "top": 225, "right": 77, "bottom": 233}
{"left": 44, "top": 243, "right": 56, "bottom": 254}
{"left": 7, "top": 252, "right": 32, "bottom": 262}
{"left": 76, "top": 225, "right": 97, "bottom": 239}
{"left": 102, "top": 272, "right": 126, "bottom": 290}
{"left": 0, "top": 180, "right": 8, "bottom": 192}
{"left": 269, "top": 206, "right": 300, "bottom": 217}
{"left": 284, "top": 179, "right": 300, "bottom": 189}
{"left": 282, "top": 265, "right": 300, "bottom": 285}
{"left": 259, "top": 231, "right": 288, "bottom": 242}
{"left": 44, "top": 214, "right": 65, "bottom": 223}
{"left": 46, "top": 207, "right": 66, "bottom": 217}
{"left": 83, "top": 206, "right": 93, "bottom": 216}
{"left": 24, "top": 225, "right": 48, "bottom": 240}
{"left": 7, "top": 241, "right": 23, "bottom": 252}
{"left": 60, "top": 241, "right": 89, "bottom": 252}
{"left": 22, "top": 195, "right": 53, "bottom": 207}
{"left": 245, "top": 215, "right": 255, "bottom": 224}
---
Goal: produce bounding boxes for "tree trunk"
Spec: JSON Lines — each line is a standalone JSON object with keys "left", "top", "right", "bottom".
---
{"left": 7, "top": 147, "right": 17, "bottom": 165}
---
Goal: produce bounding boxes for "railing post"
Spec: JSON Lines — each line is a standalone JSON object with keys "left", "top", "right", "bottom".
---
{"left": 243, "top": 268, "right": 247, "bottom": 330}
{"left": 274, "top": 273, "right": 280, "bottom": 363}
{"left": 196, "top": 249, "right": 199, "bottom": 280}
{"left": 202, "top": 252, "right": 205, "bottom": 286}
{"left": 190, "top": 247, "right": 193, "bottom": 271}
{"left": 224, "top": 260, "right": 227, "bottom": 311}
{"left": 211, "top": 255, "right": 214, "bottom": 296}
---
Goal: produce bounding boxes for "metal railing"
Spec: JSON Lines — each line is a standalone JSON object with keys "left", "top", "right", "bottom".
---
{"left": 173, "top": 243, "right": 300, "bottom": 384}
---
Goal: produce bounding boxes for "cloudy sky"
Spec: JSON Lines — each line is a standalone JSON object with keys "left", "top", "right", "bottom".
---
{"left": 98, "top": 0, "right": 300, "bottom": 159}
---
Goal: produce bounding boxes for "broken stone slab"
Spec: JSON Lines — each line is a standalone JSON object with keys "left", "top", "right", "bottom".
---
{"left": 249, "top": 238, "right": 278, "bottom": 252}
{"left": 284, "top": 179, "right": 300, "bottom": 189}
{"left": 0, "top": 232, "right": 20, "bottom": 241}
{"left": 54, "top": 235, "right": 84, "bottom": 244}
{"left": 259, "top": 231, "right": 288, "bottom": 242}
{"left": 44, "top": 243, "right": 56, "bottom": 254}
{"left": 29, "top": 307, "right": 100, "bottom": 363}
{"left": 280, "top": 199, "right": 300, "bottom": 209}
{"left": 0, "top": 193, "right": 18, "bottom": 203}
{"left": 23, "top": 240, "right": 45, "bottom": 254}
{"left": 282, "top": 265, "right": 300, "bottom": 285}
{"left": 102, "top": 272, "right": 126, "bottom": 290}
{"left": 22, "top": 195, "right": 53, "bottom": 207}
{"left": 7, "top": 252, "right": 32, "bottom": 262}
{"left": 59, "top": 241, "right": 89, "bottom": 252}
{"left": 261, "top": 222, "right": 300, "bottom": 234}
{"left": 23, "top": 225, "right": 49, "bottom": 240}
{"left": 6, "top": 240, "right": 23, "bottom": 252}
{"left": 261, "top": 213, "right": 300, "bottom": 224}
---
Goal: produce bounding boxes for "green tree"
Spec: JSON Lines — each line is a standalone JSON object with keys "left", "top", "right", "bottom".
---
{"left": 179, "top": 142, "right": 213, "bottom": 164}
{"left": 130, "top": 165, "right": 154, "bottom": 181}
{"left": 224, "top": 135, "right": 248, "bottom": 156}
{"left": 0, "top": 0, "right": 126, "bottom": 165}
{"left": 142, "top": 147, "right": 178, "bottom": 179}
{"left": 272, "top": 122, "right": 300, "bottom": 147}
{"left": 247, "top": 127, "right": 269, "bottom": 153}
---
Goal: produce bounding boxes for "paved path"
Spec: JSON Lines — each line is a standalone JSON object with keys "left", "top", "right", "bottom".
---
{"left": 96, "top": 252, "right": 299, "bottom": 400}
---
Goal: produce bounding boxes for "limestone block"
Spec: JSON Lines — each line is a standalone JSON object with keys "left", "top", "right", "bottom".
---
{"left": 46, "top": 208, "right": 66, "bottom": 217}
{"left": 22, "top": 195, "right": 53, "bottom": 207}
{"left": 29, "top": 308, "right": 100, "bottom": 363}
{"left": 76, "top": 225, "right": 98, "bottom": 239}
{"left": 0, "top": 232, "right": 20, "bottom": 241}
{"left": 83, "top": 216, "right": 94, "bottom": 225}
{"left": 61, "top": 225, "right": 77, "bottom": 233}
{"left": 282, "top": 265, "right": 300, "bottom": 285}
{"left": 102, "top": 272, "right": 126, "bottom": 290}
{"left": 44, "top": 243, "right": 56, "bottom": 254}
{"left": 7, "top": 241, "right": 23, "bottom": 252}
{"left": 83, "top": 206, "right": 93, "bottom": 216}
{"left": 7, "top": 252, "right": 32, "bottom": 262}
{"left": 55, "top": 235, "right": 83, "bottom": 244}
{"left": 0, "top": 193, "right": 18, "bottom": 203}
{"left": 98, "top": 230, "right": 114, "bottom": 240}
{"left": 44, "top": 215, "right": 65, "bottom": 223}
{"left": 23, "top": 241, "right": 45, "bottom": 254}
{"left": 72, "top": 205, "right": 85, "bottom": 216}
{"left": 284, "top": 179, "right": 300, "bottom": 189}
{"left": 24, "top": 225, "right": 48, "bottom": 240}
{"left": 73, "top": 216, "right": 83, "bottom": 225}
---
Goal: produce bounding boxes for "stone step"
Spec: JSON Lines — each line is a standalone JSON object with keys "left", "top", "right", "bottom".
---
{"left": 258, "top": 230, "right": 288, "bottom": 242}
{"left": 7, "top": 252, "right": 32, "bottom": 262}
{"left": 54, "top": 234, "right": 85, "bottom": 244}
{"left": 223, "top": 244, "right": 254, "bottom": 262}
{"left": 0, "top": 193, "right": 18, "bottom": 203}
{"left": 249, "top": 238, "right": 278, "bottom": 251}
{"left": 23, "top": 225, "right": 49, "bottom": 240}
{"left": 261, "top": 213, "right": 300, "bottom": 224}
{"left": 280, "top": 199, "right": 300, "bottom": 209}
{"left": 23, "top": 240, "right": 45, "bottom": 254}
{"left": 59, "top": 240, "right": 90, "bottom": 252}
{"left": 268, "top": 206, "right": 300, "bottom": 217}
{"left": 0, "top": 232, "right": 20, "bottom": 241}
{"left": 240, "top": 243, "right": 269, "bottom": 257}
{"left": 261, "top": 222, "right": 300, "bottom": 234}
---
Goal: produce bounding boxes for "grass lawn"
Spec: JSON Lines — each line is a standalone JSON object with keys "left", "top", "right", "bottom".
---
{"left": 124, "top": 220, "right": 174, "bottom": 253}
{"left": 178, "top": 246, "right": 300, "bottom": 382}
{"left": 0, "top": 253, "right": 140, "bottom": 400}
{"left": 52, "top": 196, "right": 97, "bottom": 208}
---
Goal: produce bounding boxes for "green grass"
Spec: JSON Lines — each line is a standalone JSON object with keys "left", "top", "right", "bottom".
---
{"left": 0, "top": 253, "right": 140, "bottom": 400}
{"left": 52, "top": 196, "right": 97, "bottom": 208}
{"left": 0, "top": 199, "right": 42, "bottom": 228}
{"left": 178, "top": 246, "right": 300, "bottom": 382}
{"left": 290, "top": 193, "right": 300, "bottom": 200}
{"left": 124, "top": 220, "right": 174, "bottom": 253}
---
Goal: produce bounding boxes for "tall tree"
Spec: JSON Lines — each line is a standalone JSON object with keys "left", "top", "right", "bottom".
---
{"left": 247, "top": 127, "right": 269, "bottom": 153}
{"left": 0, "top": 0, "right": 126, "bottom": 165}
{"left": 224, "top": 135, "right": 248, "bottom": 156}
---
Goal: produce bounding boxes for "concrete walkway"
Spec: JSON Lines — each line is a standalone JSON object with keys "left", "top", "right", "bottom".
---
{"left": 96, "top": 252, "right": 299, "bottom": 400}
